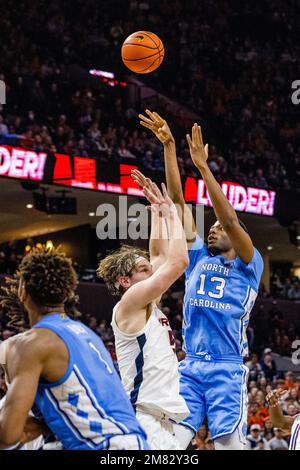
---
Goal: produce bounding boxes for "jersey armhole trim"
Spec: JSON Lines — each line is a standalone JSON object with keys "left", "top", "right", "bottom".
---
{"left": 34, "top": 325, "right": 74, "bottom": 389}
{"left": 112, "top": 303, "right": 152, "bottom": 340}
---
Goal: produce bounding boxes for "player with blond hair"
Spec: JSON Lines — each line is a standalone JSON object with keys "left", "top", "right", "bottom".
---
{"left": 98, "top": 180, "right": 190, "bottom": 450}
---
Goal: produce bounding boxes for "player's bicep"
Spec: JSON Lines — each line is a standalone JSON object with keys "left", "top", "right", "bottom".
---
{"left": 226, "top": 220, "right": 254, "bottom": 264}
{"left": 0, "top": 347, "right": 43, "bottom": 446}
{"left": 122, "top": 260, "right": 186, "bottom": 310}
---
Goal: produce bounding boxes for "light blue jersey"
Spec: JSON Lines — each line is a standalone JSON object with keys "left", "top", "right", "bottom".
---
{"left": 179, "top": 235, "right": 264, "bottom": 441}
{"left": 33, "top": 314, "right": 148, "bottom": 450}
{"left": 183, "top": 235, "right": 264, "bottom": 359}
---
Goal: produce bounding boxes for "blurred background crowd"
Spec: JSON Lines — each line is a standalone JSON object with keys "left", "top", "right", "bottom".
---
{"left": 0, "top": 0, "right": 299, "bottom": 190}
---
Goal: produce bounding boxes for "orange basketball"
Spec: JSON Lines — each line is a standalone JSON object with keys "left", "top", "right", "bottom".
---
{"left": 121, "top": 31, "right": 165, "bottom": 74}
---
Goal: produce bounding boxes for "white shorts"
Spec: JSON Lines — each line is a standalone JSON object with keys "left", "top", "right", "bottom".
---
{"left": 107, "top": 434, "right": 148, "bottom": 450}
{"left": 136, "top": 410, "right": 182, "bottom": 450}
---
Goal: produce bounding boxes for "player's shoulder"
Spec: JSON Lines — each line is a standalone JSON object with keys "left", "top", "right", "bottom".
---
{"left": 237, "top": 246, "right": 263, "bottom": 270}
{"left": 10, "top": 327, "right": 62, "bottom": 360}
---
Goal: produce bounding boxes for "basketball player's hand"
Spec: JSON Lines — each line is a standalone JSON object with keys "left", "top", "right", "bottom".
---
{"left": 131, "top": 169, "right": 153, "bottom": 191}
{"left": 20, "top": 416, "right": 51, "bottom": 444}
{"left": 142, "top": 181, "right": 175, "bottom": 219}
{"left": 139, "top": 110, "right": 175, "bottom": 145}
{"left": 131, "top": 171, "right": 164, "bottom": 216}
{"left": 266, "top": 389, "right": 286, "bottom": 408}
{"left": 186, "top": 123, "right": 209, "bottom": 170}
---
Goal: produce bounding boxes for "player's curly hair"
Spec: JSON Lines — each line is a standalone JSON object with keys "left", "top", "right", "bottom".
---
{"left": 18, "top": 246, "right": 78, "bottom": 307}
{"left": 0, "top": 273, "right": 81, "bottom": 330}
{"left": 0, "top": 272, "right": 28, "bottom": 330}
{"left": 97, "top": 245, "right": 149, "bottom": 297}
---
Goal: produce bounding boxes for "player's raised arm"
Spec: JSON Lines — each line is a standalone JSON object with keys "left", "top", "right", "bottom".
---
{"left": 120, "top": 183, "right": 189, "bottom": 312}
{"left": 131, "top": 169, "right": 169, "bottom": 272}
{"left": 266, "top": 390, "right": 294, "bottom": 431}
{"left": 139, "top": 110, "right": 196, "bottom": 245}
{"left": 186, "top": 123, "right": 254, "bottom": 264}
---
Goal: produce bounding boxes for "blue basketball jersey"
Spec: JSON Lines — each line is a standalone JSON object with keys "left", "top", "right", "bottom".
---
{"left": 183, "top": 235, "right": 264, "bottom": 358}
{"left": 33, "top": 314, "right": 147, "bottom": 450}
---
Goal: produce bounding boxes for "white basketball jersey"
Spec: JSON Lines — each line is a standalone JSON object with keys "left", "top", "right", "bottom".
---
{"left": 111, "top": 302, "right": 189, "bottom": 423}
{"left": 290, "top": 414, "right": 300, "bottom": 450}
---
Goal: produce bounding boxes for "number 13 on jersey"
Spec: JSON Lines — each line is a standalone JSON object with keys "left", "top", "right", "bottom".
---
{"left": 197, "top": 274, "right": 226, "bottom": 299}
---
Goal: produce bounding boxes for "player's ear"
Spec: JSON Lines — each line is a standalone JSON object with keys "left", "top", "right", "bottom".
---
{"left": 118, "top": 276, "right": 131, "bottom": 290}
{"left": 18, "top": 278, "right": 27, "bottom": 303}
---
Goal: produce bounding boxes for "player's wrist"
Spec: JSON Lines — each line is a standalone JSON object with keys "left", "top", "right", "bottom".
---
{"left": 163, "top": 138, "right": 175, "bottom": 147}
{"left": 195, "top": 160, "right": 209, "bottom": 172}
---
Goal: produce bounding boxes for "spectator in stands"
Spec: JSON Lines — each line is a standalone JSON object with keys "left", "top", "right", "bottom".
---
{"left": 288, "top": 283, "right": 300, "bottom": 300}
{"left": 263, "top": 419, "right": 275, "bottom": 442}
{"left": 261, "top": 351, "right": 277, "bottom": 381}
{"left": 246, "top": 424, "right": 269, "bottom": 450}
{"left": 245, "top": 353, "right": 263, "bottom": 381}
{"left": 268, "top": 428, "right": 289, "bottom": 450}
{"left": 284, "top": 371, "right": 296, "bottom": 390}
{"left": 254, "top": 439, "right": 270, "bottom": 451}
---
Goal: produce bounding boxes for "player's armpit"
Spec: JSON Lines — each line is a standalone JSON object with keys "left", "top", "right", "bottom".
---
{"left": 0, "top": 337, "right": 44, "bottom": 448}
{"left": 223, "top": 218, "right": 254, "bottom": 264}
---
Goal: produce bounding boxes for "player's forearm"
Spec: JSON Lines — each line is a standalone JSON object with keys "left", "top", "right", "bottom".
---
{"left": 150, "top": 211, "right": 168, "bottom": 259}
{"left": 268, "top": 406, "right": 292, "bottom": 430}
{"left": 164, "top": 142, "right": 196, "bottom": 240}
{"left": 197, "top": 163, "right": 238, "bottom": 229}
{"left": 163, "top": 141, "right": 185, "bottom": 203}
{"left": 0, "top": 419, "right": 22, "bottom": 449}
{"left": 165, "top": 210, "right": 189, "bottom": 268}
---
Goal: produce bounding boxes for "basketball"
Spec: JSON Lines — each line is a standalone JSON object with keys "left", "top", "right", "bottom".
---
{"left": 121, "top": 31, "right": 165, "bottom": 74}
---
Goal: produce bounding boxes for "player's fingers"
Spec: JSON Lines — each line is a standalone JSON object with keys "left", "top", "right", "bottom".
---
{"left": 186, "top": 133, "right": 193, "bottom": 149}
{"left": 192, "top": 124, "right": 197, "bottom": 145}
{"left": 139, "top": 113, "right": 154, "bottom": 124}
{"left": 198, "top": 125, "right": 204, "bottom": 147}
{"left": 161, "top": 182, "right": 169, "bottom": 200}
{"left": 193, "top": 123, "right": 200, "bottom": 147}
{"left": 151, "top": 182, "right": 164, "bottom": 202}
{"left": 131, "top": 171, "right": 144, "bottom": 185}
{"left": 131, "top": 169, "right": 142, "bottom": 177}
{"left": 152, "top": 111, "right": 165, "bottom": 125}
{"left": 143, "top": 186, "right": 158, "bottom": 204}
{"left": 140, "top": 119, "right": 155, "bottom": 130}
{"left": 131, "top": 173, "right": 139, "bottom": 183}
{"left": 144, "top": 177, "right": 153, "bottom": 190}
{"left": 140, "top": 122, "right": 158, "bottom": 134}
{"left": 145, "top": 109, "right": 157, "bottom": 122}
{"left": 204, "top": 143, "right": 209, "bottom": 158}
{"left": 132, "top": 169, "right": 147, "bottom": 183}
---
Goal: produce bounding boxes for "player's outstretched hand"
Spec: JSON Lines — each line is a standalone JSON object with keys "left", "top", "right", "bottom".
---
{"left": 186, "top": 123, "right": 209, "bottom": 171}
{"left": 142, "top": 180, "right": 175, "bottom": 219}
{"left": 266, "top": 389, "right": 286, "bottom": 408}
{"left": 131, "top": 169, "right": 153, "bottom": 191}
{"left": 139, "top": 110, "right": 175, "bottom": 145}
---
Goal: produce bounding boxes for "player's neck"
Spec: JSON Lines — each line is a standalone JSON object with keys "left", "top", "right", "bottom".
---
{"left": 29, "top": 305, "right": 65, "bottom": 326}
{"left": 220, "top": 248, "right": 237, "bottom": 261}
